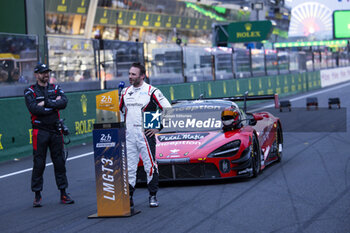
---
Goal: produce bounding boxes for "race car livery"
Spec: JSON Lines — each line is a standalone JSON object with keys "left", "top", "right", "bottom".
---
{"left": 137, "top": 95, "right": 283, "bottom": 181}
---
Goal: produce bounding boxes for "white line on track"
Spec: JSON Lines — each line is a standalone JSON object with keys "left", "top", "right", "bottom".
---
{"left": 251, "top": 81, "right": 350, "bottom": 112}
{"left": 0, "top": 151, "right": 93, "bottom": 179}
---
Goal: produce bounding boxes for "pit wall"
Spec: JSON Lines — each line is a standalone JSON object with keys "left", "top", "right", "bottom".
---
{"left": 159, "top": 71, "right": 320, "bottom": 101}
{"left": 0, "top": 71, "right": 322, "bottom": 162}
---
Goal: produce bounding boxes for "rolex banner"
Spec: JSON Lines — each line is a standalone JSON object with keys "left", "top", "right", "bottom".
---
{"left": 90, "top": 123, "right": 131, "bottom": 217}
{"left": 216, "top": 20, "right": 273, "bottom": 43}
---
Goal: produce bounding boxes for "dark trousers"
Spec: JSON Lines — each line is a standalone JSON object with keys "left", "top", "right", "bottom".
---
{"left": 31, "top": 128, "right": 68, "bottom": 192}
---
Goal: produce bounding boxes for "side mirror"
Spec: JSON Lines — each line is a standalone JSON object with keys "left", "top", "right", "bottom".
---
{"left": 246, "top": 113, "right": 263, "bottom": 126}
{"left": 253, "top": 113, "right": 264, "bottom": 121}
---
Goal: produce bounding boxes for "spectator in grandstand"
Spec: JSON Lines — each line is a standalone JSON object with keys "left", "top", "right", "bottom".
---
{"left": 18, "top": 75, "right": 28, "bottom": 84}
{"left": 10, "top": 68, "right": 20, "bottom": 82}
{"left": 49, "top": 72, "right": 57, "bottom": 84}
{"left": 0, "top": 69, "right": 8, "bottom": 82}
{"left": 83, "top": 70, "right": 91, "bottom": 80}
{"left": 74, "top": 71, "right": 83, "bottom": 82}
{"left": 24, "top": 63, "right": 74, "bottom": 207}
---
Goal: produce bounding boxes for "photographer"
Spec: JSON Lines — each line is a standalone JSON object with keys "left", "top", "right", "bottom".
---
{"left": 24, "top": 63, "right": 74, "bottom": 207}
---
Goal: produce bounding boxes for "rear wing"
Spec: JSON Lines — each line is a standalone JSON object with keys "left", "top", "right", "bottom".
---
{"left": 172, "top": 92, "right": 279, "bottom": 113}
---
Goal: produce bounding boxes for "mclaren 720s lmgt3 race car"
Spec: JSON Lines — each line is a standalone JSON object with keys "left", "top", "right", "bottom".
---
{"left": 137, "top": 94, "right": 283, "bottom": 182}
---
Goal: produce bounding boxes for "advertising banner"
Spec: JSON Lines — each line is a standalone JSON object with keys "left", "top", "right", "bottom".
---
{"left": 320, "top": 67, "right": 350, "bottom": 87}
{"left": 217, "top": 20, "right": 273, "bottom": 43}
{"left": 94, "top": 7, "right": 212, "bottom": 31}
{"left": 91, "top": 125, "right": 130, "bottom": 217}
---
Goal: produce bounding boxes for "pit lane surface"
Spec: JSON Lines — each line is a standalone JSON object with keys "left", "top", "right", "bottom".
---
{"left": 1, "top": 82, "right": 350, "bottom": 233}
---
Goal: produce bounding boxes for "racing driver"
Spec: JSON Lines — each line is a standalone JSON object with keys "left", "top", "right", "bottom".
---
{"left": 119, "top": 62, "right": 171, "bottom": 209}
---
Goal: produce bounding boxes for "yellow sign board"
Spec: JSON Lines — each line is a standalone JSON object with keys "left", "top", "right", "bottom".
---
{"left": 96, "top": 90, "right": 120, "bottom": 123}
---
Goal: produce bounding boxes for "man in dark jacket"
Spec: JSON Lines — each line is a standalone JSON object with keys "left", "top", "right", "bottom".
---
{"left": 24, "top": 63, "right": 74, "bottom": 207}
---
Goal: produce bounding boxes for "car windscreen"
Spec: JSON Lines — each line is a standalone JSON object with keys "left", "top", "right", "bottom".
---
{"left": 161, "top": 102, "right": 230, "bottom": 133}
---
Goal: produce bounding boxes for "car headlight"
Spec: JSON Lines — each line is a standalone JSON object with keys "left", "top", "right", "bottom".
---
{"left": 208, "top": 140, "right": 241, "bottom": 158}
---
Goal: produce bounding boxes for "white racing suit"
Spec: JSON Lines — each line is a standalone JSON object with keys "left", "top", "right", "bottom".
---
{"left": 119, "top": 82, "right": 171, "bottom": 196}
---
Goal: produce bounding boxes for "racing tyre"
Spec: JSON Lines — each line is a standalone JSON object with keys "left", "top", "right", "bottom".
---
{"left": 251, "top": 134, "right": 261, "bottom": 177}
{"left": 275, "top": 124, "right": 283, "bottom": 162}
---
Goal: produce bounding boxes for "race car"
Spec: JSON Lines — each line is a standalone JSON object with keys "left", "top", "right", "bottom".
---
{"left": 137, "top": 94, "right": 283, "bottom": 182}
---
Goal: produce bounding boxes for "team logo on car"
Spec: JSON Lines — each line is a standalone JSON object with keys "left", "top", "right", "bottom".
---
{"left": 170, "top": 149, "right": 180, "bottom": 154}
{"left": 143, "top": 110, "right": 161, "bottom": 129}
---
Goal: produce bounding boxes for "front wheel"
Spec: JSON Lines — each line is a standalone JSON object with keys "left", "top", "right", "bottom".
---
{"left": 275, "top": 124, "right": 283, "bottom": 162}
{"left": 251, "top": 134, "right": 261, "bottom": 178}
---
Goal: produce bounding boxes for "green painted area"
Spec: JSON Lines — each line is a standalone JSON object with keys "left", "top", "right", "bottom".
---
{"left": 0, "top": 0, "right": 26, "bottom": 34}
{"left": 185, "top": 2, "right": 226, "bottom": 21}
{"left": 0, "top": 71, "right": 321, "bottom": 162}
{"left": 333, "top": 10, "right": 350, "bottom": 39}
{"left": 46, "top": 0, "right": 90, "bottom": 15}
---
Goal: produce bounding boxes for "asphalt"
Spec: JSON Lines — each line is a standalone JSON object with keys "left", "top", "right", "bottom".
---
{"left": 1, "top": 81, "right": 350, "bottom": 233}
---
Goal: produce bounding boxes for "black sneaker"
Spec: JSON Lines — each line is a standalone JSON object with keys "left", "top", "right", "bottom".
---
{"left": 33, "top": 197, "right": 42, "bottom": 208}
{"left": 61, "top": 194, "right": 74, "bottom": 204}
{"left": 149, "top": 195, "right": 159, "bottom": 208}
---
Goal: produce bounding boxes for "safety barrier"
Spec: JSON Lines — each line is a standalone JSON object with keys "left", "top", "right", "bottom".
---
{"left": 0, "top": 90, "right": 104, "bottom": 162}
{"left": 0, "top": 70, "right": 324, "bottom": 162}
{"left": 158, "top": 71, "right": 320, "bottom": 101}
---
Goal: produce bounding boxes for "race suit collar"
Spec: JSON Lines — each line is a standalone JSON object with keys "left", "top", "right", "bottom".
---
{"left": 133, "top": 82, "right": 147, "bottom": 91}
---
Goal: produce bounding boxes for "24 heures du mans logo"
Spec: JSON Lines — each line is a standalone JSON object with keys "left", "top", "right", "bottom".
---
{"left": 96, "top": 133, "right": 115, "bottom": 148}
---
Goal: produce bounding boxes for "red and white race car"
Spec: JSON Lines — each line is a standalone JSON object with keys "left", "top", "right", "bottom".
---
{"left": 137, "top": 95, "right": 283, "bottom": 182}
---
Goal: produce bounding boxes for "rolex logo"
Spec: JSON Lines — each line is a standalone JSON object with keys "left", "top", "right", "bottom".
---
{"left": 245, "top": 23, "right": 252, "bottom": 31}
{"left": 81, "top": 94, "right": 87, "bottom": 116}
{"left": 0, "top": 133, "right": 3, "bottom": 150}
